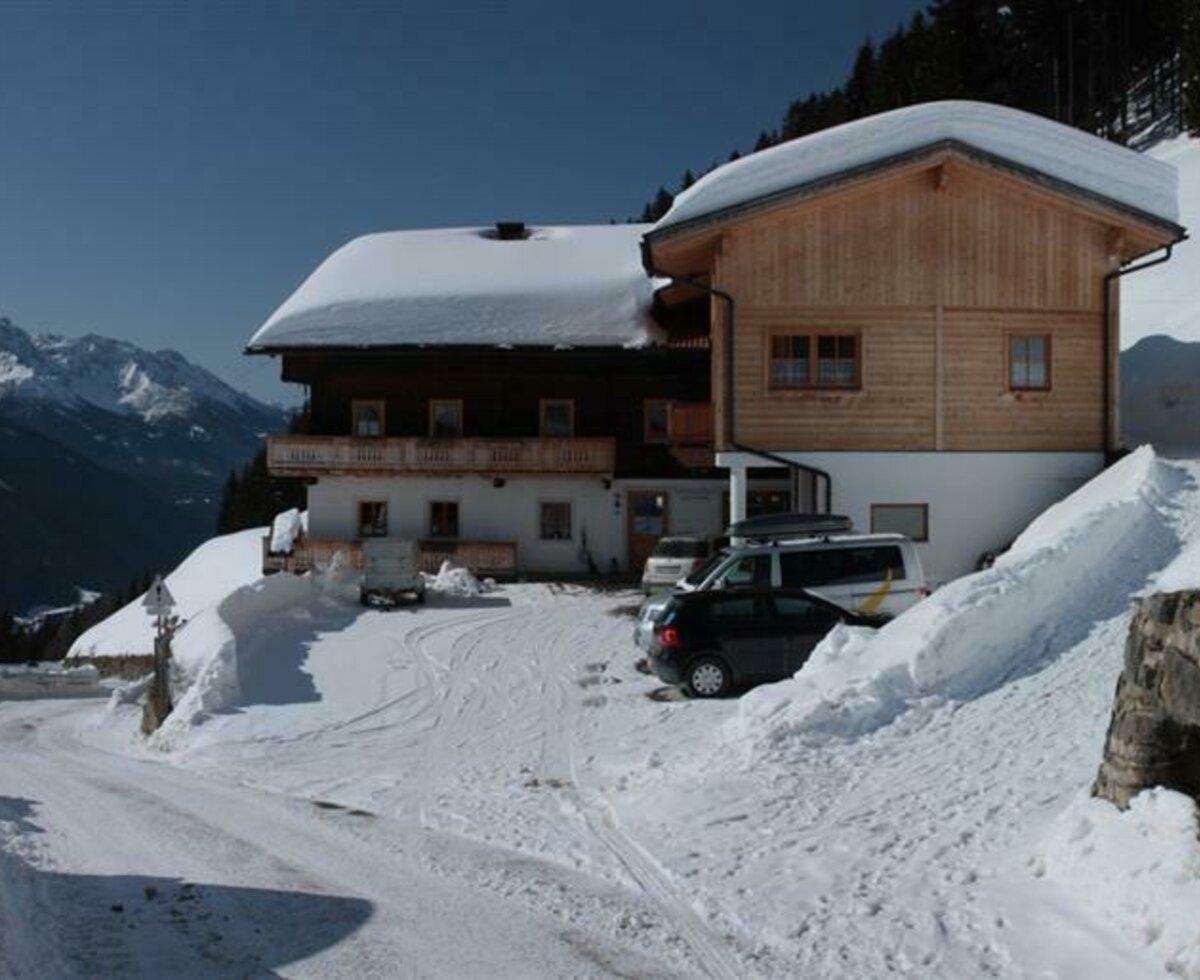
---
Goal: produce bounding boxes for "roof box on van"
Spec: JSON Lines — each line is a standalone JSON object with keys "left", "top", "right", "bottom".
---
{"left": 726, "top": 512, "right": 853, "bottom": 540}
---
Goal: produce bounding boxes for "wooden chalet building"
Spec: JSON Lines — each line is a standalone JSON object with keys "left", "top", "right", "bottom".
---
{"left": 644, "top": 101, "right": 1184, "bottom": 582}
{"left": 248, "top": 224, "right": 784, "bottom": 578}
{"left": 250, "top": 101, "right": 1184, "bottom": 584}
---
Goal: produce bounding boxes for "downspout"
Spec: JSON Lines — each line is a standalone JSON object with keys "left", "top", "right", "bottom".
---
{"left": 1102, "top": 242, "right": 1179, "bottom": 460}
{"left": 641, "top": 247, "right": 834, "bottom": 513}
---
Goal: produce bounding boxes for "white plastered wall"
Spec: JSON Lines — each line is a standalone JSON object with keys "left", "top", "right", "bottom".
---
{"left": 717, "top": 451, "right": 1104, "bottom": 585}
{"left": 305, "top": 475, "right": 731, "bottom": 575}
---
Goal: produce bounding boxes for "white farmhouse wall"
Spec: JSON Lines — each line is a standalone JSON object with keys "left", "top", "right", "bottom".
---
{"left": 716, "top": 450, "right": 1104, "bottom": 585}
{"left": 306, "top": 475, "right": 729, "bottom": 575}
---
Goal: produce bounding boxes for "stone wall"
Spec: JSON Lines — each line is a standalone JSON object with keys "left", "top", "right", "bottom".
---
{"left": 1093, "top": 591, "right": 1200, "bottom": 809}
{"left": 65, "top": 655, "right": 154, "bottom": 681}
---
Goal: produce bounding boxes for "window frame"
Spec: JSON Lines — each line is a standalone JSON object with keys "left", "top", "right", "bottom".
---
{"left": 870, "top": 503, "right": 929, "bottom": 543}
{"left": 351, "top": 399, "right": 386, "bottom": 438}
{"left": 767, "top": 330, "right": 861, "bottom": 390}
{"left": 428, "top": 399, "right": 464, "bottom": 438}
{"left": 358, "top": 500, "right": 388, "bottom": 538}
{"left": 1006, "top": 333, "right": 1052, "bottom": 392}
{"left": 428, "top": 500, "right": 460, "bottom": 539}
{"left": 538, "top": 398, "right": 575, "bottom": 438}
{"left": 538, "top": 500, "right": 573, "bottom": 541}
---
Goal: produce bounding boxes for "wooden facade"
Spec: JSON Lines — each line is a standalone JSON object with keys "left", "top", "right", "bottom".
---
{"left": 276, "top": 349, "right": 716, "bottom": 480}
{"left": 646, "top": 151, "right": 1180, "bottom": 454}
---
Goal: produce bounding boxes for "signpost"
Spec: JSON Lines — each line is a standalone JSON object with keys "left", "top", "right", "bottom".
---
{"left": 140, "top": 576, "right": 177, "bottom": 735}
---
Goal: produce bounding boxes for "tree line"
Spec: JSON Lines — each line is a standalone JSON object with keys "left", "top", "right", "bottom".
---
{"left": 640, "top": 0, "right": 1199, "bottom": 222}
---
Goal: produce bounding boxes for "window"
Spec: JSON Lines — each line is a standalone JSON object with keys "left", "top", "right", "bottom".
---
{"left": 539, "top": 501, "right": 572, "bottom": 540}
{"left": 769, "top": 333, "right": 859, "bottom": 389}
{"left": 719, "top": 553, "right": 772, "bottom": 589}
{"left": 780, "top": 546, "right": 906, "bottom": 588}
{"left": 429, "top": 399, "right": 464, "bottom": 437}
{"left": 1009, "top": 334, "right": 1050, "bottom": 391}
{"left": 539, "top": 399, "right": 574, "bottom": 437}
{"left": 352, "top": 400, "right": 385, "bottom": 438}
{"left": 707, "top": 596, "right": 761, "bottom": 623}
{"left": 772, "top": 594, "right": 838, "bottom": 628}
{"left": 748, "top": 489, "right": 791, "bottom": 518}
{"left": 871, "top": 504, "right": 929, "bottom": 542}
{"left": 359, "top": 501, "right": 387, "bottom": 537}
{"left": 643, "top": 399, "right": 671, "bottom": 444}
{"left": 429, "top": 501, "right": 459, "bottom": 539}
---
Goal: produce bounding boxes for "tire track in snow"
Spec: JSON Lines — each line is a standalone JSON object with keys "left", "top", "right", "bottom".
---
{"left": 533, "top": 595, "right": 747, "bottom": 980}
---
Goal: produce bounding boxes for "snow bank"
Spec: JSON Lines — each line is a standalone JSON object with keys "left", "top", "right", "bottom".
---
{"left": 156, "top": 572, "right": 317, "bottom": 746}
{"left": 68, "top": 527, "right": 268, "bottom": 658}
{"left": 269, "top": 508, "right": 306, "bottom": 554}
{"left": 248, "top": 225, "right": 663, "bottom": 351}
{"left": 425, "top": 560, "right": 493, "bottom": 598}
{"left": 1035, "top": 789, "right": 1200, "bottom": 976}
{"left": 737, "top": 447, "right": 1183, "bottom": 743}
{"left": 655, "top": 100, "right": 1179, "bottom": 234}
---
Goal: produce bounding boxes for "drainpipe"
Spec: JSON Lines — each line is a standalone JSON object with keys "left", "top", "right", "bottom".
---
{"left": 1102, "top": 242, "right": 1179, "bottom": 460}
{"left": 642, "top": 257, "right": 834, "bottom": 513}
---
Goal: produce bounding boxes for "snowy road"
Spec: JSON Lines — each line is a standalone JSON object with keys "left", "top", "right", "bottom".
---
{"left": 0, "top": 588, "right": 743, "bottom": 979}
{"left": 0, "top": 697, "right": 697, "bottom": 978}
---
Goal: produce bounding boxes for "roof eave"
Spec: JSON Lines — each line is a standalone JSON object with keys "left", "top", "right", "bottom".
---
{"left": 643, "top": 139, "right": 1185, "bottom": 251}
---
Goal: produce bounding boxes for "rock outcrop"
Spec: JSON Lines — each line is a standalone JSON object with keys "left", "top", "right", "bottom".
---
{"left": 1094, "top": 591, "right": 1200, "bottom": 808}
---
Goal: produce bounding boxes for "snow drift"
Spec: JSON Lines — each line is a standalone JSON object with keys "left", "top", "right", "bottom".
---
{"left": 738, "top": 447, "right": 1189, "bottom": 743}
{"left": 68, "top": 527, "right": 269, "bottom": 658}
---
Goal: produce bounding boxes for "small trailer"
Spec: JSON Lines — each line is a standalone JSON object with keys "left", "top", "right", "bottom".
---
{"left": 360, "top": 538, "right": 426, "bottom": 607}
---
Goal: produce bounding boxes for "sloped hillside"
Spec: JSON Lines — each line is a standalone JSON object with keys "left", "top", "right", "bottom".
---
{"left": 0, "top": 317, "right": 286, "bottom": 611}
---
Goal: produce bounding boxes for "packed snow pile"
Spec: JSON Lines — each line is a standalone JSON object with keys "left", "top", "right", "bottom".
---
{"left": 654, "top": 100, "right": 1179, "bottom": 234}
{"left": 737, "top": 447, "right": 1185, "bottom": 743}
{"left": 424, "top": 561, "right": 493, "bottom": 597}
{"left": 68, "top": 527, "right": 268, "bottom": 657}
{"left": 1036, "top": 789, "right": 1200, "bottom": 977}
{"left": 269, "top": 508, "right": 306, "bottom": 554}
{"left": 154, "top": 571, "right": 321, "bottom": 748}
{"left": 248, "top": 225, "right": 664, "bottom": 351}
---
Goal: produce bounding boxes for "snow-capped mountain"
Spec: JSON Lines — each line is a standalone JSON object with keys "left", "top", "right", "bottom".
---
{"left": 0, "top": 316, "right": 287, "bottom": 611}
{"left": 0, "top": 316, "right": 267, "bottom": 423}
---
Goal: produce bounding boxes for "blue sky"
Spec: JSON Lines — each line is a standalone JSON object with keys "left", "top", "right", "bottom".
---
{"left": 0, "top": 0, "right": 925, "bottom": 403}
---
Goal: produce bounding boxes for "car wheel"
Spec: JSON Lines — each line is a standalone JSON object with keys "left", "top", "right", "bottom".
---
{"left": 685, "top": 657, "right": 730, "bottom": 698}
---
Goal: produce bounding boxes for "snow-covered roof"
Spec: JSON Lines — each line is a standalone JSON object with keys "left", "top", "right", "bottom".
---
{"left": 248, "top": 225, "right": 662, "bottom": 351}
{"left": 652, "top": 101, "right": 1181, "bottom": 237}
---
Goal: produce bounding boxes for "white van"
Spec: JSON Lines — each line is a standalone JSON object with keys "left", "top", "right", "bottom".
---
{"left": 361, "top": 538, "right": 426, "bottom": 606}
{"left": 634, "top": 533, "right": 927, "bottom": 648}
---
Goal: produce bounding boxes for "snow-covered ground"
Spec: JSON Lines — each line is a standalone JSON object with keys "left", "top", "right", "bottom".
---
{"left": 3, "top": 448, "right": 1198, "bottom": 977}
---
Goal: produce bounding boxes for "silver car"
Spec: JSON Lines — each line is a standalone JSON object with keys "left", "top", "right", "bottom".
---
{"left": 639, "top": 536, "right": 714, "bottom": 595}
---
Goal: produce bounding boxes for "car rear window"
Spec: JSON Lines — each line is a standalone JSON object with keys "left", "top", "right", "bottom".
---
{"left": 652, "top": 538, "right": 710, "bottom": 559}
{"left": 779, "top": 545, "right": 906, "bottom": 587}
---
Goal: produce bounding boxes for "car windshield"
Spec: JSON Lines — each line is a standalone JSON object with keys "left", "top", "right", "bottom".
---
{"left": 683, "top": 550, "right": 728, "bottom": 586}
{"left": 652, "top": 538, "right": 709, "bottom": 559}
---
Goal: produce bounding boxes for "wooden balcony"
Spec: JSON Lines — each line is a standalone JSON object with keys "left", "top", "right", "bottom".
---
{"left": 667, "top": 402, "right": 714, "bottom": 446}
{"left": 266, "top": 434, "right": 616, "bottom": 477}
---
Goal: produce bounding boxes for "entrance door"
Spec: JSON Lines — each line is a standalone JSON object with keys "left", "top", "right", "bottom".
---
{"left": 627, "top": 490, "right": 669, "bottom": 574}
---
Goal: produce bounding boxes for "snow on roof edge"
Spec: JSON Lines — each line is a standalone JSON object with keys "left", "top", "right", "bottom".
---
{"left": 651, "top": 101, "right": 1182, "bottom": 239}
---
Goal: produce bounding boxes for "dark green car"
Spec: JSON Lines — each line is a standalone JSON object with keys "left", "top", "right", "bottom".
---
{"left": 647, "top": 587, "right": 883, "bottom": 697}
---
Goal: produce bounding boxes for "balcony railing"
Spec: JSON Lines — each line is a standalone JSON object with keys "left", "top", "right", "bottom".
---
{"left": 266, "top": 434, "right": 616, "bottom": 477}
{"left": 263, "top": 536, "right": 518, "bottom": 580}
{"left": 667, "top": 402, "right": 714, "bottom": 446}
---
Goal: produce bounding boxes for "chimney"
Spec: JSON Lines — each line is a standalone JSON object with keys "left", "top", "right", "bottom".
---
{"left": 495, "top": 221, "right": 527, "bottom": 241}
